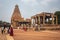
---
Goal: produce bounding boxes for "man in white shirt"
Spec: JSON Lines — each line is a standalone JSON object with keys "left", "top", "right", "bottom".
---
{"left": 35, "top": 23, "right": 38, "bottom": 31}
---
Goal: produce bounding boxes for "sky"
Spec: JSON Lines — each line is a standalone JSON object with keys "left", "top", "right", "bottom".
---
{"left": 0, "top": 0, "right": 60, "bottom": 23}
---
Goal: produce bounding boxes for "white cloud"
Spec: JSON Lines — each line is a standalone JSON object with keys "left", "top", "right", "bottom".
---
{"left": 21, "top": 0, "right": 36, "bottom": 3}
{"left": 40, "top": 0, "right": 58, "bottom": 6}
{"left": 50, "top": 7, "right": 60, "bottom": 13}
{"left": 0, "top": 3, "right": 3, "bottom": 8}
{"left": 21, "top": 0, "right": 39, "bottom": 7}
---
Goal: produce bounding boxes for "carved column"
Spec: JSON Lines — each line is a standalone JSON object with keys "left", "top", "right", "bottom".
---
{"left": 38, "top": 16, "right": 40, "bottom": 31}
{"left": 52, "top": 14, "right": 54, "bottom": 25}
{"left": 38, "top": 16, "right": 40, "bottom": 24}
{"left": 43, "top": 13, "right": 45, "bottom": 25}
{"left": 31, "top": 17, "right": 34, "bottom": 28}
{"left": 35, "top": 16, "right": 37, "bottom": 24}
{"left": 56, "top": 16, "right": 58, "bottom": 25}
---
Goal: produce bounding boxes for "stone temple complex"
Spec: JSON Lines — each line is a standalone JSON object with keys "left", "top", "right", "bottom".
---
{"left": 11, "top": 5, "right": 31, "bottom": 28}
{"left": 11, "top": 5, "right": 59, "bottom": 30}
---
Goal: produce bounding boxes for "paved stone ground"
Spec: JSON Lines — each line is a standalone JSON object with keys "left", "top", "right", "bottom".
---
{"left": 0, "top": 28, "right": 7, "bottom": 40}
{"left": 0, "top": 28, "right": 14, "bottom": 40}
{"left": 6, "top": 34, "right": 14, "bottom": 40}
{"left": 0, "top": 34, "right": 7, "bottom": 40}
{"left": 13, "top": 29, "right": 60, "bottom": 40}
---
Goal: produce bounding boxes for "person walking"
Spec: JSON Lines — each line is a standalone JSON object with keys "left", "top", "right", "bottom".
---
{"left": 1, "top": 27, "right": 4, "bottom": 34}
{"left": 35, "top": 23, "right": 38, "bottom": 31}
{"left": 9, "top": 25, "right": 14, "bottom": 36}
{"left": 8, "top": 26, "right": 10, "bottom": 34}
{"left": 3, "top": 23, "right": 6, "bottom": 33}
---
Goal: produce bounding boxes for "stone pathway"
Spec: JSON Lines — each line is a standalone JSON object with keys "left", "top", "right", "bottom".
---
{"left": 0, "top": 28, "right": 7, "bottom": 40}
{"left": 6, "top": 34, "right": 14, "bottom": 40}
{"left": 0, "top": 28, "right": 14, "bottom": 40}
{"left": 13, "top": 29, "right": 60, "bottom": 40}
{"left": 0, "top": 33, "right": 14, "bottom": 40}
{"left": 0, "top": 33, "right": 7, "bottom": 40}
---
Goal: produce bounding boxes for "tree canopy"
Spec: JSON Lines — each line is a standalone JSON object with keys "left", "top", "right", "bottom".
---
{"left": 54, "top": 11, "right": 60, "bottom": 24}
{"left": 0, "top": 20, "right": 10, "bottom": 27}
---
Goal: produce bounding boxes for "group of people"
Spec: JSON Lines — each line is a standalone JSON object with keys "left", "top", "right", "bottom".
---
{"left": 34, "top": 23, "right": 42, "bottom": 31}
{"left": 1, "top": 23, "right": 13, "bottom": 36}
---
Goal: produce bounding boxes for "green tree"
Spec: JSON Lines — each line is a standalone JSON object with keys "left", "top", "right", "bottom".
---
{"left": 54, "top": 11, "right": 60, "bottom": 24}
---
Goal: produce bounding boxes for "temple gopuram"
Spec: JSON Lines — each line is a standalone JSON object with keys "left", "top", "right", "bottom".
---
{"left": 11, "top": 5, "right": 31, "bottom": 28}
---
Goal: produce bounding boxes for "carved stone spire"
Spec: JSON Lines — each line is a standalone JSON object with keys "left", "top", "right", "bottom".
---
{"left": 11, "top": 5, "right": 24, "bottom": 27}
{"left": 12, "top": 5, "right": 22, "bottom": 21}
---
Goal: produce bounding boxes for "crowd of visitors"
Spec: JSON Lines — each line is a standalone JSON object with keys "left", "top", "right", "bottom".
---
{"left": 1, "top": 23, "right": 13, "bottom": 36}
{"left": 0, "top": 22, "right": 41, "bottom": 36}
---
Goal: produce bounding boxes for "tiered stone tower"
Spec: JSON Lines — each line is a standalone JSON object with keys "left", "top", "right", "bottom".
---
{"left": 11, "top": 5, "right": 24, "bottom": 28}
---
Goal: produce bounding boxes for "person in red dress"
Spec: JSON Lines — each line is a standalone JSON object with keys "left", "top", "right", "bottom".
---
{"left": 23, "top": 25, "right": 27, "bottom": 31}
{"left": 10, "top": 25, "right": 13, "bottom": 36}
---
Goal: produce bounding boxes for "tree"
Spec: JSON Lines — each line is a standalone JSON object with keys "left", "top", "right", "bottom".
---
{"left": 0, "top": 20, "right": 10, "bottom": 27}
{"left": 54, "top": 11, "right": 60, "bottom": 24}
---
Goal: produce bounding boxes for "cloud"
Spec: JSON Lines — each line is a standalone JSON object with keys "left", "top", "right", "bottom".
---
{"left": 21, "top": 0, "right": 39, "bottom": 7}
{"left": 0, "top": 3, "right": 3, "bottom": 8}
{"left": 40, "top": 0, "right": 58, "bottom": 6}
{"left": 21, "top": 0, "right": 36, "bottom": 3}
{"left": 50, "top": 7, "right": 60, "bottom": 13}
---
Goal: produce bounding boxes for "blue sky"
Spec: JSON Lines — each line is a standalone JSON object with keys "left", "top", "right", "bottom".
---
{"left": 0, "top": 0, "right": 60, "bottom": 23}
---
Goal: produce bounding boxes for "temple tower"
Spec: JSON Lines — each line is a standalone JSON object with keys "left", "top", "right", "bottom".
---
{"left": 11, "top": 5, "right": 24, "bottom": 28}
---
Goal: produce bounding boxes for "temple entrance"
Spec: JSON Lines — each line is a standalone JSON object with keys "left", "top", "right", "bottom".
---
{"left": 17, "top": 21, "right": 31, "bottom": 31}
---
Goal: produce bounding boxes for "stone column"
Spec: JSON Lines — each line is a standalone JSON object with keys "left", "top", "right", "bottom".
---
{"left": 43, "top": 13, "right": 45, "bottom": 25}
{"left": 31, "top": 18, "right": 33, "bottom": 25}
{"left": 35, "top": 16, "right": 37, "bottom": 24}
{"left": 38, "top": 16, "right": 40, "bottom": 24}
{"left": 52, "top": 14, "right": 54, "bottom": 25}
{"left": 34, "top": 18, "right": 35, "bottom": 25}
{"left": 31, "top": 18, "right": 32, "bottom": 30}
{"left": 38, "top": 16, "right": 40, "bottom": 31}
{"left": 56, "top": 16, "right": 58, "bottom": 25}
{"left": 31, "top": 18, "right": 34, "bottom": 28}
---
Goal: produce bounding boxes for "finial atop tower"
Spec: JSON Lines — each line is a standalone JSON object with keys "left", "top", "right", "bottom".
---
{"left": 15, "top": 4, "right": 18, "bottom": 8}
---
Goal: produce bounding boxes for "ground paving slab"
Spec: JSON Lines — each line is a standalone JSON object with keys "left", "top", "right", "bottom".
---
{"left": 0, "top": 28, "right": 14, "bottom": 40}
{"left": 0, "top": 34, "right": 7, "bottom": 40}
{"left": 0, "top": 33, "right": 14, "bottom": 40}
{"left": 6, "top": 34, "right": 14, "bottom": 40}
{"left": 13, "top": 29, "right": 60, "bottom": 40}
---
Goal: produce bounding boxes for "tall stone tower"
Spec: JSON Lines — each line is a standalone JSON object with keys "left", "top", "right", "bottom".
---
{"left": 11, "top": 5, "right": 24, "bottom": 28}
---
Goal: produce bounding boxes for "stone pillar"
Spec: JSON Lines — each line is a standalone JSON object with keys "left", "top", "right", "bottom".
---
{"left": 31, "top": 17, "right": 36, "bottom": 30}
{"left": 31, "top": 18, "right": 34, "bottom": 28}
{"left": 38, "top": 16, "right": 40, "bottom": 31}
{"left": 34, "top": 17, "right": 36, "bottom": 24}
{"left": 43, "top": 13, "right": 45, "bottom": 25}
{"left": 56, "top": 16, "right": 58, "bottom": 25}
{"left": 31, "top": 18, "right": 33, "bottom": 24}
{"left": 35, "top": 16, "right": 37, "bottom": 24}
{"left": 38, "top": 16, "right": 40, "bottom": 24}
{"left": 33, "top": 18, "right": 35, "bottom": 25}
{"left": 52, "top": 14, "right": 54, "bottom": 25}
